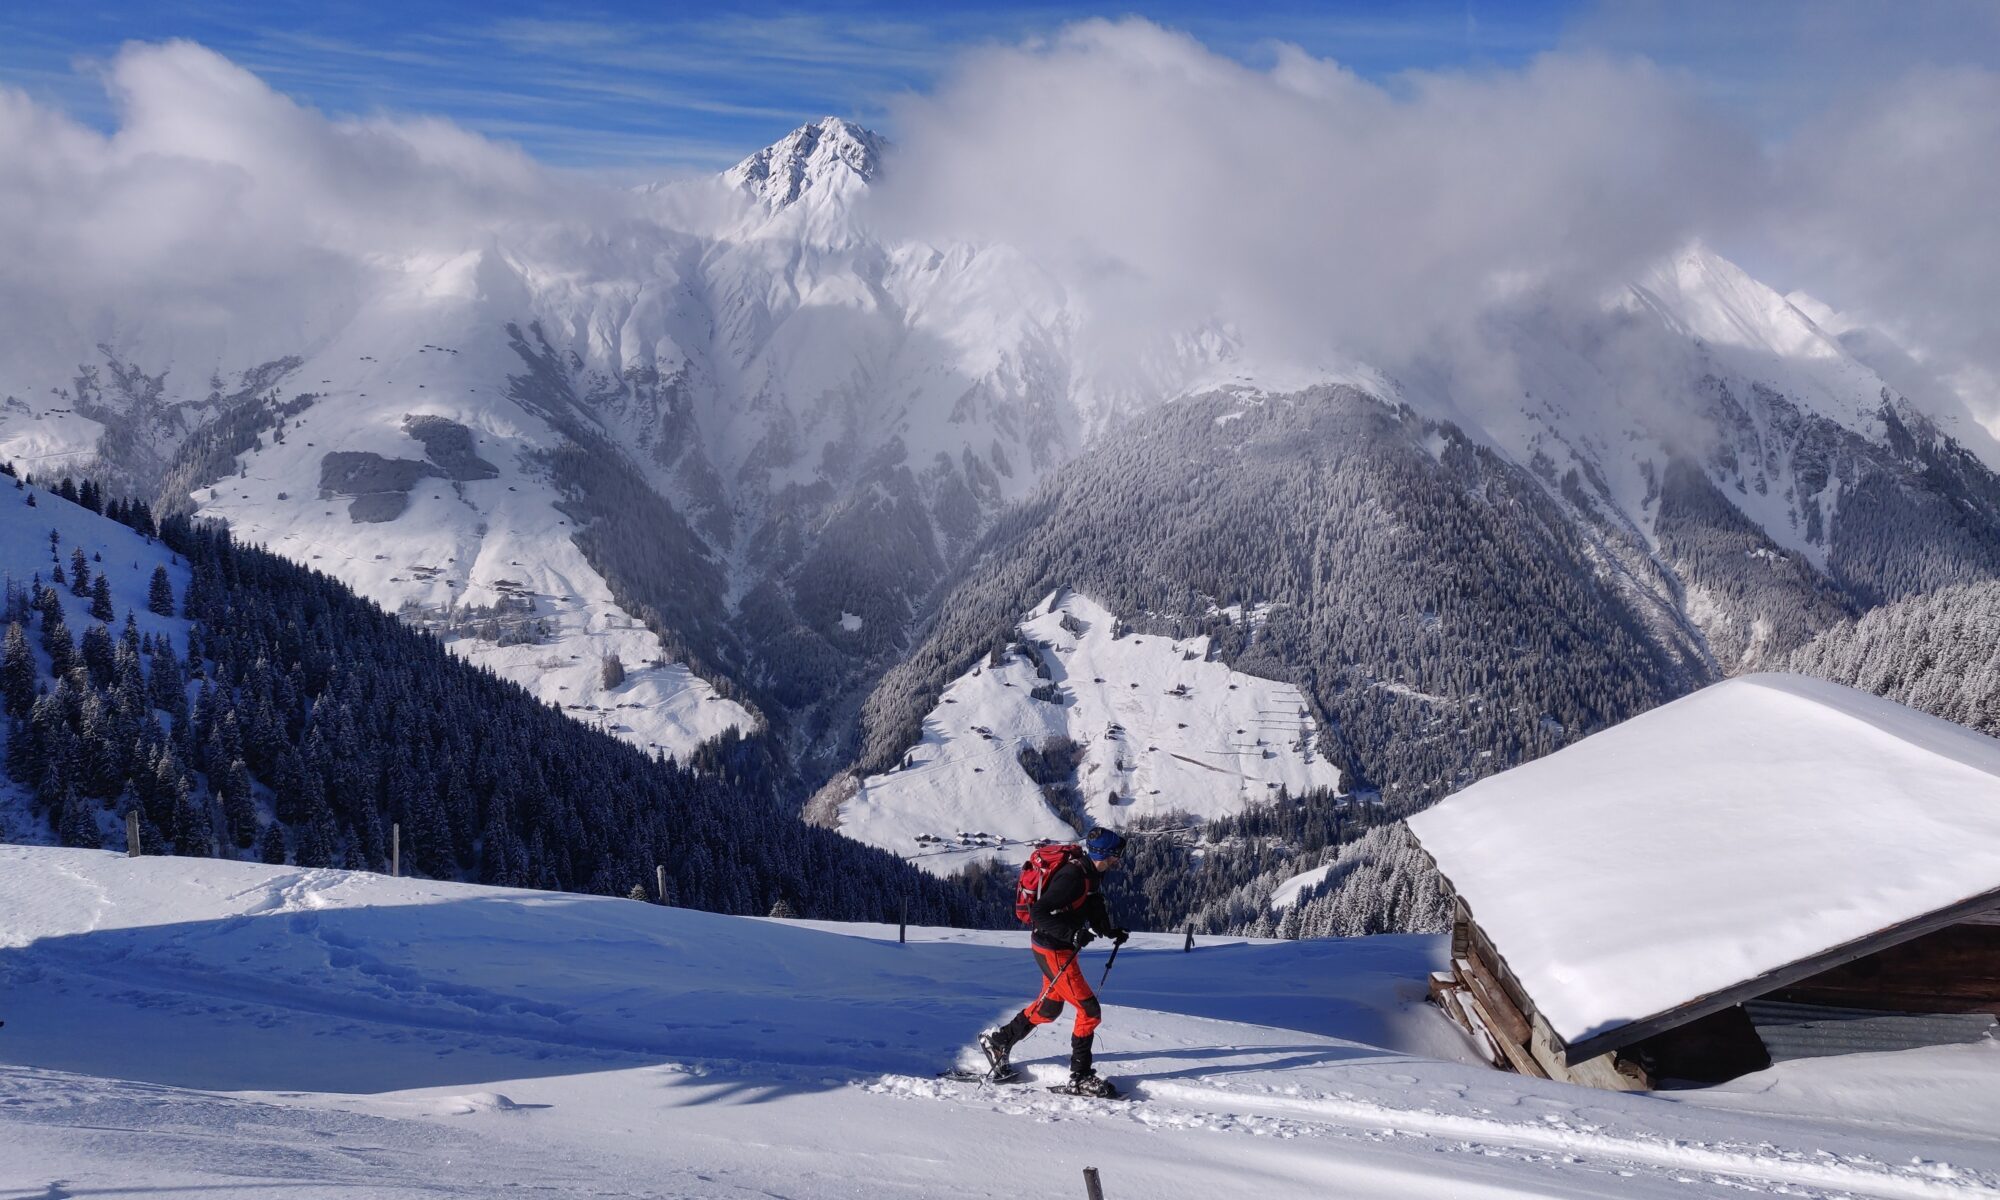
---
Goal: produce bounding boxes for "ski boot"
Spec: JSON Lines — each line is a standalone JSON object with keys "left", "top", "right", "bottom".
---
{"left": 1053, "top": 1032, "right": 1119, "bottom": 1097}
{"left": 1060, "top": 1070, "right": 1119, "bottom": 1099}
{"left": 978, "top": 1030, "right": 1013, "bottom": 1077}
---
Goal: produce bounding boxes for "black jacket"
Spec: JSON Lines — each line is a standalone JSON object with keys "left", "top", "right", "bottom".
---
{"left": 1029, "top": 857, "right": 1116, "bottom": 951}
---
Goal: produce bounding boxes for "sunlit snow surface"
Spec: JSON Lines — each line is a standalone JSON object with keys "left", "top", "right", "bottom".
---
{"left": 838, "top": 591, "right": 1341, "bottom": 875}
{"left": 1, "top": 845, "right": 1996, "bottom": 1199}
{"left": 1410, "top": 674, "right": 2000, "bottom": 1050}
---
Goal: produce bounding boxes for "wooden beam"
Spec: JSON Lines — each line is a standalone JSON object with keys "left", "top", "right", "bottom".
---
{"left": 1531, "top": 1012, "right": 1648, "bottom": 1091}
{"left": 1457, "top": 954, "right": 1532, "bottom": 1048}
{"left": 1561, "top": 882, "right": 2000, "bottom": 1064}
{"left": 1775, "top": 922, "right": 2000, "bottom": 1014}
{"left": 1461, "top": 988, "right": 1548, "bottom": 1079}
{"left": 1463, "top": 915, "right": 1543, "bottom": 1038}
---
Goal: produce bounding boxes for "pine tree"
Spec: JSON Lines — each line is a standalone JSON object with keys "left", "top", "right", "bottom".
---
{"left": 57, "top": 784, "right": 101, "bottom": 849}
{"left": 222, "top": 759, "right": 257, "bottom": 849}
{"left": 148, "top": 567, "right": 175, "bottom": 617}
{"left": 90, "top": 575, "right": 115, "bottom": 622}
{"left": 40, "top": 602, "right": 74, "bottom": 677}
{"left": 259, "top": 821, "right": 288, "bottom": 864}
{"left": 79, "top": 624, "right": 115, "bottom": 689}
{"left": 69, "top": 547, "right": 89, "bottom": 596}
{"left": 1, "top": 621, "right": 34, "bottom": 718}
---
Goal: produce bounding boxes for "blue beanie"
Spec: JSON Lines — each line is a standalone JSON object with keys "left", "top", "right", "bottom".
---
{"left": 1083, "top": 827, "right": 1126, "bottom": 862}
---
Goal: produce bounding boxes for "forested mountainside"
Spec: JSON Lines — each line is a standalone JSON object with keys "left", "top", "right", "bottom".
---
{"left": 1787, "top": 579, "right": 2000, "bottom": 737}
{"left": 857, "top": 386, "right": 1710, "bottom": 816}
{"left": 824, "top": 382, "right": 2000, "bottom": 937}
{"left": 0, "top": 467, "right": 999, "bottom": 926}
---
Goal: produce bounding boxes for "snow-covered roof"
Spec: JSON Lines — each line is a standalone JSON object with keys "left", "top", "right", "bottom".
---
{"left": 1408, "top": 674, "right": 2000, "bottom": 1055}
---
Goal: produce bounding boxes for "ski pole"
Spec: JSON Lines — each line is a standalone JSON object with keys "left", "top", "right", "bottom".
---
{"left": 1097, "top": 901, "right": 1122, "bottom": 986}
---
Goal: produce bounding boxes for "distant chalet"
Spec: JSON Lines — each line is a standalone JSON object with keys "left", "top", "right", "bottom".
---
{"left": 1410, "top": 674, "right": 2000, "bottom": 1090}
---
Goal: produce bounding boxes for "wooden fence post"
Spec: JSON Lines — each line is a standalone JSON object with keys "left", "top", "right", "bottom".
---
{"left": 656, "top": 864, "right": 668, "bottom": 904}
{"left": 1083, "top": 1167, "right": 1105, "bottom": 1200}
{"left": 391, "top": 823, "right": 400, "bottom": 878}
{"left": 125, "top": 810, "right": 141, "bottom": 858}
{"left": 1183, "top": 923, "right": 1194, "bottom": 952}
{"left": 899, "top": 896, "right": 907, "bottom": 945}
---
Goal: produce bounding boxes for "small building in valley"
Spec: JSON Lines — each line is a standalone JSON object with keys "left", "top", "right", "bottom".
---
{"left": 1409, "top": 674, "right": 2000, "bottom": 1090}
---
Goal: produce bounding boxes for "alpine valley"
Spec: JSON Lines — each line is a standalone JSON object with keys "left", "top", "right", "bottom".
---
{"left": 7, "top": 116, "right": 2000, "bottom": 931}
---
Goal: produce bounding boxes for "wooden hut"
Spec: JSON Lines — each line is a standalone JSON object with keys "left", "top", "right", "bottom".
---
{"left": 1407, "top": 674, "right": 2000, "bottom": 1090}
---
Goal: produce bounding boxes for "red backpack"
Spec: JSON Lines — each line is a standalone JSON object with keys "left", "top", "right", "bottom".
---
{"left": 1015, "top": 843, "right": 1089, "bottom": 925}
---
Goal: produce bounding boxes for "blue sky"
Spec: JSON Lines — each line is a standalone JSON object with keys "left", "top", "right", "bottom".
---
{"left": 1, "top": 1, "right": 1994, "bottom": 174}
{"left": 0, "top": 0, "right": 1589, "bottom": 172}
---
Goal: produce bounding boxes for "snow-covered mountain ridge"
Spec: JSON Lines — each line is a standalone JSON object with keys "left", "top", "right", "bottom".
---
{"left": 4, "top": 116, "right": 2000, "bottom": 804}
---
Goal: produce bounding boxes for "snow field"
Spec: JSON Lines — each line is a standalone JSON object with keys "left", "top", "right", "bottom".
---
{"left": 839, "top": 590, "right": 1342, "bottom": 874}
{"left": 183, "top": 310, "right": 756, "bottom": 760}
{"left": 3, "top": 845, "right": 1995, "bottom": 1199}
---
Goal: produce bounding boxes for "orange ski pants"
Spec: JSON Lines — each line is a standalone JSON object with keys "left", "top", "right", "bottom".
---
{"left": 1024, "top": 943, "right": 1101, "bottom": 1037}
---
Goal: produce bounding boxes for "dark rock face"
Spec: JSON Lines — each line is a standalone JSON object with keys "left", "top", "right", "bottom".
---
{"left": 345, "top": 491, "right": 412, "bottom": 523}
{"left": 319, "top": 450, "right": 434, "bottom": 496}
{"left": 318, "top": 450, "right": 434, "bottom": 524}
{"left": 402, "top": 415, "right": 499, "bottom": 481}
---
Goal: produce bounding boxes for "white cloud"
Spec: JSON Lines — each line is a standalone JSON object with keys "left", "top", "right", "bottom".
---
{"left": 875, "top": 19, "right": 1759, "bottom": 371}
{"left": 873, "top": 17, "right": 2000, "bottom": 429}
{"left": 1769, "top": 68, "right": 2000, "bottom": 425}
{"left": 1, "top": 25, "right": 1997, "bottom": 435}
{"left": 0, "top": 40, "right": 618, "bottom": 375}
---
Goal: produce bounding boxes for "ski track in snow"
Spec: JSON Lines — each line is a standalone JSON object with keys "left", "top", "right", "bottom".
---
{"left": 878, "top": 1072, "right": 1996, "bottom": 1200}
{"left": 1, "top": 846, "right": 1995, "bottom": 1200}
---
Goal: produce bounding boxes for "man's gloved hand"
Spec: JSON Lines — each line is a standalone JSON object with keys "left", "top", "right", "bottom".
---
{"left": 1069, "top": 927, "right": 1096, "bottom": 950}
{"left": 1107, "top": 928, "right": 1130, "bottom": 946}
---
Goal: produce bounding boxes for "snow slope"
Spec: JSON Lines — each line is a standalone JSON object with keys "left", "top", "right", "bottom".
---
{"left": 1, "top": 844, "right": 1995, "bottom": 1199}
{"left": 837, "top": 590, "right": 1341, "bottom": 874}
{"left": 1271, "top": 860, "right": 1337, "bottom": 911}
{"left": 1409, "top": 674, "right": 2000, "bottom": 1050}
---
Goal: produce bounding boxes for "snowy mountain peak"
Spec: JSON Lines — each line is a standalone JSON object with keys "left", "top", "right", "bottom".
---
{"left": 1630, "top": 242, "right": 1847, "bottom": 369}
{"left": 724, "top": 116, "right": 886, "bottom": 211}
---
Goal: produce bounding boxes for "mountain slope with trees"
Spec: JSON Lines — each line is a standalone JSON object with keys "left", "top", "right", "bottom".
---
{"left": 0, "top": 464, "right": 999, "bottom": 926}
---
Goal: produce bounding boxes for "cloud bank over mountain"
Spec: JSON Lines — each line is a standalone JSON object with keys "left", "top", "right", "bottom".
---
{"left": 0, "top": 40, "right": 648, "bottom": 375}
{"left": 0, "top": 22, "right": 1995, "bottom": 429}
{"left": 877, "top": 20, "right": 1755, "bottom": 369}
{"left": 877, "top": 19, "right": 1999, "bottom": 429}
